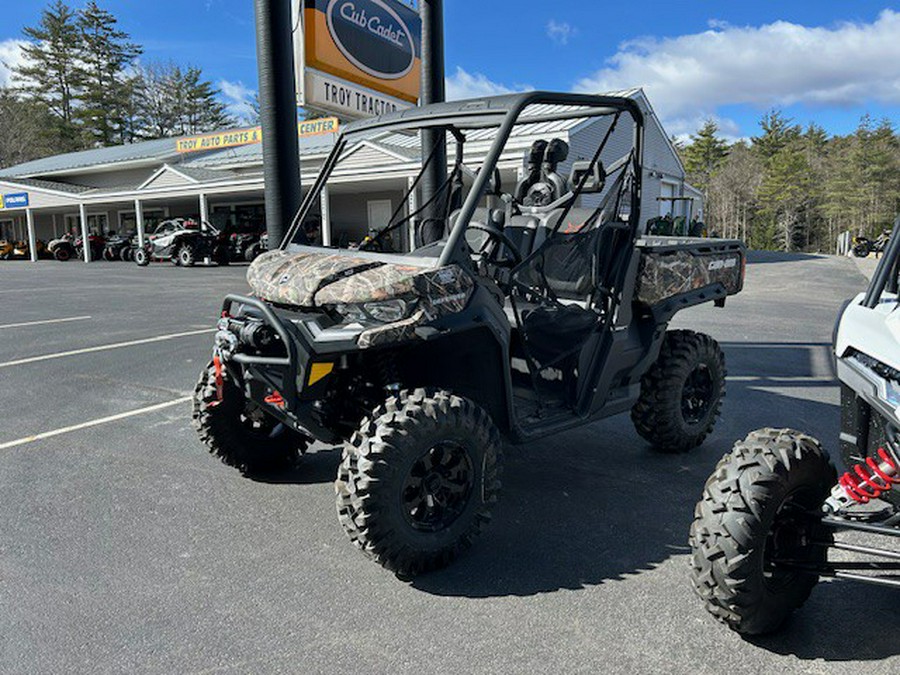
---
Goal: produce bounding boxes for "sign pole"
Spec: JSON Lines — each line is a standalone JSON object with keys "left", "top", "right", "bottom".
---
{"left": 419, "top": 0, "right": 447, "bottom": 245}
{"left": 255, "top": 0, "right": 302, "bottom": 248}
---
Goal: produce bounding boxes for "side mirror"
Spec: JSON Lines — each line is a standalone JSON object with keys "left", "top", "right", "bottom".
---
{"left": 569, "top": 160, "right": 606, "bottom": 194}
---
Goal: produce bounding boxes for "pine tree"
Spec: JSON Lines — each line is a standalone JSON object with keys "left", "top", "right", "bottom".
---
{"left": 682, "top": 119, "right": 729, "bottom": 193}
{"left": 75, "top": 1, "right": 141, "bottom": 146}
{"left": 181, "top": 67, "right": 234, "bottom": 133}
{"left": 12, "top": 0, "right": 83, "bottom": 150}
{"left": 752, "top": 110, "right": 801, "bottom": 161}
{"left": 133, "top": 61, "right": 235, "bottom": 138}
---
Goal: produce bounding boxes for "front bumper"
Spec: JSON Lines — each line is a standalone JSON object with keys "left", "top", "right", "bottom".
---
{"left": 214, "top": 294, "right": 357, "bottom": 443}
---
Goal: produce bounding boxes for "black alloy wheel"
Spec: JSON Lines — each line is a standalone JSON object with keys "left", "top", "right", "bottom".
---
{"left": 401, "top": 441, "right": 475, "bottom": 533}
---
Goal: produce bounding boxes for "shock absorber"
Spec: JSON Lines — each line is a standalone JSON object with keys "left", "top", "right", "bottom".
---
{"left": 825, "top": 439, "right": 900, "bottom": 514}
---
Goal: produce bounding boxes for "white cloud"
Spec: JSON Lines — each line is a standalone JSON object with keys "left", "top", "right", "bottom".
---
{"left": 547, "top": 20, "right": 574, "bottom": 46}
{"left": 445, "top": 66, "right": 531, "bottom": 101}
{"left": 0, "top": 39, "right": 27, "bottom": 89}
{"left": 218, "top": 78, "right": 257, "bottom": 125}
{"left": 667, "top": 114, "right": 745, "bottom": 146}
{"left": 574, "top": 9, "right": 900, "bottom": 135}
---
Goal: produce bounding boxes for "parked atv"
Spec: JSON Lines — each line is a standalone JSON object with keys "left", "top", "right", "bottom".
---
{"left": 134, "top": 218, "right": 228, "bottom": 267}
{"left": 227, "top": 231, "right": 264, "bottom": 262}
{"left": 691, "top": 222, "right": 900, "bottom": 634}
{"left": 47, "top": 233, "right": 73, "bottom": 260}
{"left": 103, "top": 232, "right": 135, "bottom": 261}
{"left": 853, "top": 230, "right": 891, "bottom": 258}
{"left": 243, "top": 232, "right": 268, "bottom": 262}
{"left": 52, "top": 233, "right": 104, "bottom": 261}
{"left": 192, "top": 92, "right": 746, "bottom": 576}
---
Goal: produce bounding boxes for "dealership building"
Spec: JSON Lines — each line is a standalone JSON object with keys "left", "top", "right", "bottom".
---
{"left": 0, "top": 88, "right": 700, "bottom": 261}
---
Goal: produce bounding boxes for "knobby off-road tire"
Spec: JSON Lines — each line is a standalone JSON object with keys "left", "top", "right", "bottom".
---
{"left": 631, "top": 329, "right": 726, "bottom": 452}
{"left": 689, "top": 428, "right": 837, "bottom": 635}
{"left": 192, "top": 360, "right": 308, "bottom": 475}
{"left": 335, "top": 389, "right": 503, "bottom": 577}
{"left": 178, "top": 245, "right": 196, "bottom": 267}
{"left": 134, "top": 248, "right": 150, "bottom": 266}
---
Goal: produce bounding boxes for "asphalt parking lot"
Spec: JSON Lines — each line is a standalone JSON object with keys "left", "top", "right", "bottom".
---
{"left": 0, "top": 254, "right": 897, "bottom": 674}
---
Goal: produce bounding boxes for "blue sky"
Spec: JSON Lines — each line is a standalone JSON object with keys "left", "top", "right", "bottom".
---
{"left": 1, "top": 1, "right": 898, "bottom": 141}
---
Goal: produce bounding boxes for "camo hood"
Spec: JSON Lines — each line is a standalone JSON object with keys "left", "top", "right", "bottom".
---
{"left": 246, "top": 249, "right": 473, "bottom": 309}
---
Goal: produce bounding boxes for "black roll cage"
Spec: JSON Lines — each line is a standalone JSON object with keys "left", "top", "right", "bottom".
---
{"left": 279, "top": 91, "right": 645, "bottom": 269}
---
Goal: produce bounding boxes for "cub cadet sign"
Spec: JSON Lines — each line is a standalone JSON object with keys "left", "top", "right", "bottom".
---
{"left": 176, "top": 118, "right": 339, "bottom": 154}
{"left": 298, "top": 0, "right": 421, "bottom": 118}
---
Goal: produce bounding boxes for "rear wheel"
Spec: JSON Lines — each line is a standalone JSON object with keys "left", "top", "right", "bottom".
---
{"left": 120, "top": 246, "right": 132, "bottom": 261}
{"left": 192, "top": 360, "right": 308, "bottom": 475}
{"left": 631, "top": 330, "right": 725, "bottom": 452}
{"left": 54, "top": 246, "right": 72, "bottom": 262}
{"left": 690, "top": 428, "right": 836, "bottom": 634}
{"left": 244, "top": 243, "right": 262, "bottom": 262}
{"left": 178, "top": 244, "right": 195, "bottom": 267}
{"left": 852, "top": 242, "right": 870, "bottom": 258}
{"left": 134, "top": 247, "right": 150, "bottom": 266}
{"left": 102, "top": 247, "right": 116, "bottom": 261}
{"left": 336, "top": 389, "right": 503, "bottom": 576}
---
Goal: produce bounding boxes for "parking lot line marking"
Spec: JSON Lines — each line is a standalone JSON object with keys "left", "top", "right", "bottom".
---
{"left": 0, "top": 396, "right": 192, "bottom": 450}
{"left": 0, "top": 315, "right": 92, "bottom": 330}
{"left": 0, "top": 328, "right": 213, "bottom": 369}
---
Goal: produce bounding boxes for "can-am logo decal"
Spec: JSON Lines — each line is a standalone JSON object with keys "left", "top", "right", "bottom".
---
{"left": 708, "top": 258, "right": 738, "bottom": 271}
{"left": 327, "top": 0, "right": 415, "bottom": 80}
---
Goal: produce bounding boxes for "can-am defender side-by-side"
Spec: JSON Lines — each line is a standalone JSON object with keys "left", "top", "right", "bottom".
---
{"left": 193, "top": 92, "right": 746, "bottom": 576}
{"left": 691, "top": 222, "right": 900, "bottom": 634}
{"left": 134, "top": 218, "right": 228, "bottom": 266}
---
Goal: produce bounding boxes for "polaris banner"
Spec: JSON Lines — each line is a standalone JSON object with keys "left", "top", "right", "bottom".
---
{"left": 0, "top": 192, "right": 29, "bottom": 209}
{"left": 296, "top": 0, "right": 421, "bottom": 118}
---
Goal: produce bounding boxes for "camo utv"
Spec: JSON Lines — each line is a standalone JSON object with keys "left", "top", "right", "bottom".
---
{"left": 193, "top": 92, "right": 746, "bottom": 576}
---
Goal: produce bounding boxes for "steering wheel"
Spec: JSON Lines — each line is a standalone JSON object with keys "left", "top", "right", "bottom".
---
{"left": 467, "top": 223, "right": 523, "bottom": 268}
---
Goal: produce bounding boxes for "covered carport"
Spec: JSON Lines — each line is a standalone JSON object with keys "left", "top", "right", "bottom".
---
{"left": 0, "top": 178, "right": 89, "bottom": 262}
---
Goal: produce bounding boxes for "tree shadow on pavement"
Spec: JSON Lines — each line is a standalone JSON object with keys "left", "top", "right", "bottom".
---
{"left": 747, "top": 580, "right": 900, "bottom": 661}
{"left": 746, "top": 250, "right": 826, "bottom": 264}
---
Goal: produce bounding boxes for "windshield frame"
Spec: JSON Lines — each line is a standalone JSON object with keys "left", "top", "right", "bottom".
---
{"left": 279, "top": 91, "right": 645, "bottom": 268}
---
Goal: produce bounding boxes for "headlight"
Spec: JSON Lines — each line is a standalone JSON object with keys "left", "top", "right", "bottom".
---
{"left": 334, "top": 298, "right": 409, "bottom": 324}
{"left": 364, "top": 299, "right": 408, "bottom": 322}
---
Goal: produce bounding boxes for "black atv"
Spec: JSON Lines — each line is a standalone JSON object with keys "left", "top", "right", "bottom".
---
{"left": 193, "top": 92, "right": 746, "bottom": 576}
{"left": 134, "top": 218, "right": 228, "bottom": 267}
{"left": 691, "top": 222, "right": 900, "bottom": 634}
{"left": 243, "top": 232, "right": 269, "bottom": 262}
{"left": 227, "top": 231, "right": 265, "bottom": 262}
{"left": 853, "top": 230, "right": 891, "bottom": 258}
{"left": 103, "top": 232, "right": 135, "bottom": 261}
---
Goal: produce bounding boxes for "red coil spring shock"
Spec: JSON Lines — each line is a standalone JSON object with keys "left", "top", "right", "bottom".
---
{"left": 838, "top": 447, "right": 900, "bottom": 504}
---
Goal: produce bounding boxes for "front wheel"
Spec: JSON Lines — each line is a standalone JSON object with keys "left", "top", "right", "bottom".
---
{"left": 690, "top": 428, "right": 836, "bottom": 634}
{"left": 192, "top": 360, "right": 309, "bottom": 475}
{"left": 178, "top": 245, "right": 195, "bottom": 267}
{"left": 134, "top": 247, "right": 150, "bottom": 266}
{"left": 631, "top": 330, "right": 726, "bottom": 452}
{"left": 54, "top": 246, "right": 72, "bottom": 262}
{"left": 336, "top": 389, "right": 503, "bottom": 576}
